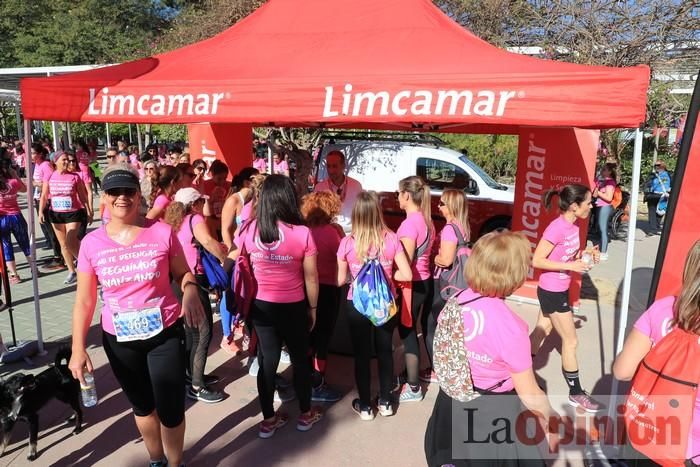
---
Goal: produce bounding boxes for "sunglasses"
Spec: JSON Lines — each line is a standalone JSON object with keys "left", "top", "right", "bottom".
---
{"left": 438, "top": 200, "right": 446, "bottom": 207}
{"left": 107, "top": 155, "right": 117, "bottom": 159}
{"left": 106, "top": 187, "right": 137, "bottom": 197}
{"left": 67, "top": 159, "right": 77, "bottom": 164}
{"left": 195, "top": 166, "right": 205, "bottom": 171}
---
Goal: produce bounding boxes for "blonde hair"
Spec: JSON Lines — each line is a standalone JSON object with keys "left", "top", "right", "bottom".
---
{"left": 351, "top": 191, "right": 388, "bottom": 261}
{"left": 399, "top": 175, "right": 433, "bottom": 230}
{"left": 465, "top": 231, "right": 531, "bottom": 297}
{"left": 301, "top": 191, "right": 341, "bottom": 227}
{"left": 163, "top": 201, "right": 187, "bottom": 233}
{"left": 442, "top": 189, "right": 470, "bottom": 241}
{"left": 672, "top": 240, "right": 700, "bottom": 334}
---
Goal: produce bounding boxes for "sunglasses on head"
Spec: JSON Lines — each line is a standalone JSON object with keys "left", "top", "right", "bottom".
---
{"left": 106, "top": 187, "right": 137, "bottom": 197}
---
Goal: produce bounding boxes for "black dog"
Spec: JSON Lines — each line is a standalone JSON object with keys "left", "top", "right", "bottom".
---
{"left": 0, "top": 347, "right": 83, "bottom": 460}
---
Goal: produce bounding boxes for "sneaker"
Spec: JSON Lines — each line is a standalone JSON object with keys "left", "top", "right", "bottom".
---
{"left": 63, "top": 271, "right": 77, "bottom": 284}
{"left": 274, "top": 388, "right": 295, "bottom": 403}
{"left": 311, "top": 384, "right": 342, "bottom": 402}
{"left": 149, "top": 459, "right": 168, "bottom": 467}
{"left": 185, "top": 373, "right": 220, "bottom": 386}
{"left": 399, "top": 385, "right": 423, "bottom": 403}
{"left": 187, "top": 386, "right": 225, "bottom": 403}
{"left": 42, "top": 258, "right": 66, "bottom": 271}
{"left": 600, "top": 253, "right": 609, "bottom": 261}
{"left": 351, "top": 398, "right": 374, "bottom": 421}
{"left": 220, "top": 336, "right": 241, "bottom": 356}
{"left": 419, "top": 368, "right": 438, "bottom": 384}
{"left": 258, "top": 412, "right": 288, "bottom": 439}
{"left": 377, "top": 398, "right": 394, "bottom": 417}
{"left": 568, "top": 391, "right": 605, "bottom": 413}
{"left": 248, "top": 356, "right": 259, "bottom": 377}
{"left": 275, "top": 374, "right": 292, "bottom": 389}
{"left": 296, "top": 407, "right": 323, "bottom": 431}
{"left": 280, "top": 349, "right": 291, "bottom": 364}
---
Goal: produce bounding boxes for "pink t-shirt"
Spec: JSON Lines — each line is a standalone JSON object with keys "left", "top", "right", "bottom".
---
{"left": 235, "top": 220, "right": 317, "bottom": 303}
{"left": 47, "top": 171, "right": 83, "bottom": 213}
{"left": 153, "top": 194, "right": 171, "bottom": 213}
{"left": 397, "top": 211, "right": 434, "bottom": 281}
{"left": 538, "top": 215, "right": 580, "bottom": 292}
{"left": 595, "top": 178, "right": 616, "bottom": 207}
{"left": 633, "top": 296, "right": 700, "bottom": 458}
{"left": 253, "top": 158, "right": 267, "bottom": 173}
{"left": 240, "top": 201, "right": 254, "bottom": 226}
{"left": 337, "top": 231, "right": 402, "bottom": 300}
{"left": 453, "top": 288, "right": 532, "bottom": 392}
{"left": 0, "top": 179, "right": 22, "bottom": 215}
{"left": 176, "top": 213, "right": 205, "bottom": 274}
{"left": 202, "top": 180, "right": 228, "bottom": 218}
{"left": 273, "top": 160, "right": 288, "bottom": 175}
{"left": 76, "top": 221, "right": 183, "bottom": 335}
{"left": 33, "top": 160, "right": 53, "bottom": 200}
{"left": 310, "top": 224, "right": 343, "bottom": 286}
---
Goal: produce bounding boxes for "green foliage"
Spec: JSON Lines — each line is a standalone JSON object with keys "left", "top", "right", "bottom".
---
{"left": 152, "top": 124, "right": 188, "bottom": 143}
{"left": 435, "top": 133, "right": 518, "bottom": 182}
{"left": 0, "top": 0, "right": 173, "bottom": 67}
{"left": 618, "top": 132, "right": 678, "bottom": 188}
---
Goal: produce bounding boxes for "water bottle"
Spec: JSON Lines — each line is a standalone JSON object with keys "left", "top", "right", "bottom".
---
{"left": 80, "top": 372, "right": 98, "bottom": 407}
{"left": 581, "top": 251, "right": 593, "bottom": 268}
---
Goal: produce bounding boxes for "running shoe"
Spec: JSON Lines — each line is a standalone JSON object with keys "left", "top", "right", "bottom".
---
{"left": 63, "top": 272, "right": 77, "bottom": 285}
{"left": 311, "top": 383, "right": 342, "bottom": 403}
{"left": 377, "top": 398, "right": 394, "bottom": 417}
{"left": 296, "top": 407, "right": 323, "bottom": 431}
{"left": 419, "top": 368, "right": 438, "bottom": 384}
{"left": 568, "top": 391, "right": 606, "bottom": 413}
{"left": 398, "top": 385, "right": 423, "bottom": 403}
{"left": 351, "top": 398, "right": 374, "bottom": 421}
{"left": 274, "top": 388, "right": 295, "bottom": 403}
{"left": 600, "top": 253, "right": 609, "bottom": 261}
{"left": 258, "top": 413, "right": 289, "bottom": 439}
{"left": 280, "top": 349, "right": 291, "bottom": 364}
{"left": 42, "top": 258, "right": 65, "bottom": 271}
{"left": 248, "top": 356, "right": 259, "bottom": 377}
{"left": 149, "top": 459, "right": 168, "bottom": 467}
{"left": 187, "top": 386, "right": 225, "bottom": 403}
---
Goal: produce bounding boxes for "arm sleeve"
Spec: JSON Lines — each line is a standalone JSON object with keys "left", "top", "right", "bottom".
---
{"left": 397, "top": 218, "right": 418, "bottom": 242}
{"left": 440, "top": 224, "right": 458, "bottom": 244}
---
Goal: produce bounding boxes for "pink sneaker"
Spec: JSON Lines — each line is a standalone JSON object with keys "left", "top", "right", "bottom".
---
{"left": 296, "top": 407, "right": 323, "bottom": 432}
{"left": 258, "top": 412, "right": 288, "bottom": 439}
{"left": 568, "top": 392, "right": 605, "bottom": 413}
{"left": 220, "top": 336, "right": 241, "bottom": 356}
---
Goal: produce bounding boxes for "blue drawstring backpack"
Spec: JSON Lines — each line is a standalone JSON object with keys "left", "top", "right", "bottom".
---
{"left": 189, "top": 216, "right": 228, "bottom": 291}
{"left": 352, "top": 258, "right": 397, "bottom": 326}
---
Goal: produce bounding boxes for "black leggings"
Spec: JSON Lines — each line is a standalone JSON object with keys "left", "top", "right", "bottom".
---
{"left": 346, "top": 298, "right": 398, "bottom": 406}
{"left": 184, "top": 275, "right": 214, "bottom": 388}
{"left": 103, "top": 322, "right": 186, "bottom": 428}
{"left": 309, "top": 284, "right": 340, "bottom": 366}
{"left": 34, "top": 201, "right": 60, "bottom": 257}
{"left": 398, "top": 279, "right": 433, "bottom": 356}
{"left": 251, "top": 299, "right": 311, "bottom": 419}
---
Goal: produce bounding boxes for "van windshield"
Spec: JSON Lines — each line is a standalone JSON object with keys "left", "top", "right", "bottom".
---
{"left": 459, "top": 155, "right": 507, "bottom": 190}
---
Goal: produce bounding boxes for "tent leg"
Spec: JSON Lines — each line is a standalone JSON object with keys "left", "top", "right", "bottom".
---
{"left": 24, "top": 118, "right": 44, "bottom": 354}
{"left": 106, "top": 123, "right": 111, "bottom": 149}
{"left": 128, "top": 124, "right": 133, "bottom": 144}
{"left": 604, "top": 127, "right": 643, "bottom": 443}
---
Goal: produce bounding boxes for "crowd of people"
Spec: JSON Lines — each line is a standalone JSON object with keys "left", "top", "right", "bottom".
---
{"left": 0, "top": 133, "right": 691, "bottom": 466}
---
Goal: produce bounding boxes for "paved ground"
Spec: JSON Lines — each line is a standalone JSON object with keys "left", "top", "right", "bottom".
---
{"left": 0, "top": 196, "right": 664, "bottom": 467}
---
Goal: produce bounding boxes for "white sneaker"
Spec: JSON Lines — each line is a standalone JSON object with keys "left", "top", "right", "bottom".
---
{"left": 600, "top": 253, "right": 609, "bottom": 261}
{"left": 63, "top": 272, "right": 77, "bottom": 284}
{"left": 280, "top": 349, "right": 291, "bottom": 364}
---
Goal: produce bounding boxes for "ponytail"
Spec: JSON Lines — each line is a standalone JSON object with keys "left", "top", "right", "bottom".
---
{"left": 399, "top": 175, "right": 434, "bottom": 231}
{"left": 542, "top": 184, "right": 590, "bottom": 212}
{"left": 542, "top": 188, "right": 559, "bottom": 210}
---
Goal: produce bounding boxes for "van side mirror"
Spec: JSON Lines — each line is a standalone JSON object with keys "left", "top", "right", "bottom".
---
{"left": 465, "top": 179, "right": 478, "bottom": 195}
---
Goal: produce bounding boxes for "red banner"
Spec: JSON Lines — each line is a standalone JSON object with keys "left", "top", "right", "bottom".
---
{"left": 187, "top": 123, "right": 253, "bottom": 177}
{"left": 511, "top": 128, "right": 599, "bottom": 306}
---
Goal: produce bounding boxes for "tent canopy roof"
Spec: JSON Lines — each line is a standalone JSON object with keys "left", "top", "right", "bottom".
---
{"left": 20, "top": 0, "right": 649, "bottom": 132}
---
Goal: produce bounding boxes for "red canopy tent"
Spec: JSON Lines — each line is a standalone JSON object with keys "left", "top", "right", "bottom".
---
{"left": 21, "top": 0, "right": 648, "bottom": 131}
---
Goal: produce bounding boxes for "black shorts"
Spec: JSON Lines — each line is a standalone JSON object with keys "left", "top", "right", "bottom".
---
{"left": 49, "top": 208, "right": 86, "bottom": 224}
{"left": 102, "top": 321, "right": 186, "bottom": 428}
{"left": 537, "top": 287, "right": 572, "bottom": 314}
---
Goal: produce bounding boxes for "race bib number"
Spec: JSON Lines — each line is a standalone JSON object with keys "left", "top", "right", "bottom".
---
{"left": 113, "top": 307, "right": 163, "bottom": 342}
{"left": 51, "top": 196, "right": 73, "bottom": 212}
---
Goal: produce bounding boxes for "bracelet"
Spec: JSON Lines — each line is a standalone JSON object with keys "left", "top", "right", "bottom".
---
{"left": 183, "top": 281, "right": 199, "bottom": 292}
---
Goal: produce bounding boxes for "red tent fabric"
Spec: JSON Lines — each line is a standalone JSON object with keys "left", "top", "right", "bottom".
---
{"left": 20, "top": 0, "right": 649, "bottom": 131}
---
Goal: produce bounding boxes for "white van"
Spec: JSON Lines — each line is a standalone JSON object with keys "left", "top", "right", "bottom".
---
{"left": 316, "top": 134, "right": 515, "bottom": 236}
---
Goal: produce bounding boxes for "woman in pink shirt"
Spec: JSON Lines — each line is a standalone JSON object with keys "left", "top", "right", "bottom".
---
{"left": 301, "top": 191, "right": 345, "bottom": 403}
{"left": 614, "top": 240, "right": 700, "bottom": 464}
{"left": 67, "top": 151, "right": 94, "bottom": 239}
{"left": 0, "top": 152, "right": 30, "bottom": 283}
{"left": 233, "top": 174, "right": 322, "bottom": 438}
{"left": 146, "top": 166, "right": 181, "bottom": 220}
{"left": 529, "top": 184, "right": 603, "bottom": 413}
{"left": 592, "top": 163, "right": 617, "bottom": 260}
{"left": 425, "top": 231, "right": 558, "bottom": 466}
{"left": 272, "top": 152, "right": 289, "bottom": 177}
{"left": 337, "top": 191, "right": 412, "bottom": 420}
{"left": 165, "top": 188, "right": 227, "bottom": 404}
{"left": 38, "top": 151, "right": 91, "bottom": 285}
{"left": 396, "top": 175, "right": 436, "bottom": 403}
{"left": 32, "top": 144, "right": 63, "bottom": 270}
{"left": 69, "top": 168, "right": 204, "bottom": 467}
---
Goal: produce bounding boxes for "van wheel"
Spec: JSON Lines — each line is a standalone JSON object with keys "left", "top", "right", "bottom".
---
{"left": 479, "top": 217, "right": 512, "bottom": 237}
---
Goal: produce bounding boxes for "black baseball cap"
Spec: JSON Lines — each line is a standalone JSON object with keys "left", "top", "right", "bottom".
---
{"left": 102, "top": 169, "right": 140, "bottom": 192}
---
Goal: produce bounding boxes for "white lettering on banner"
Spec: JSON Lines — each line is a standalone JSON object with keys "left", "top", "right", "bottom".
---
{"left": 322, "top": 84, "right": 521, "bottom": 118}
{"left": 88, "top": 88, "right": 225, "bottom": 117}
{"left": 521, "top": 135, "right": 546, "bottom": 279}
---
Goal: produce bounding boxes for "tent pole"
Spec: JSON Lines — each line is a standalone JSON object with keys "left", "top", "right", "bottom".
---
{"left": 46, "top": 72, "right": 60, "bottom": 151}
{"left": 128, "top": 124, "right": 133, "bottom": 144}
{"left": 105, "top": 123, "right": 111, "bottom": 149}
{"left": 136, "top": 124, "right": 143, "bottom": 153}
{"left": 605, "top": 127, "right": 643, "bottom": 443}
{"left": 24, "top": 118, "right": 44, "bottom": 354}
